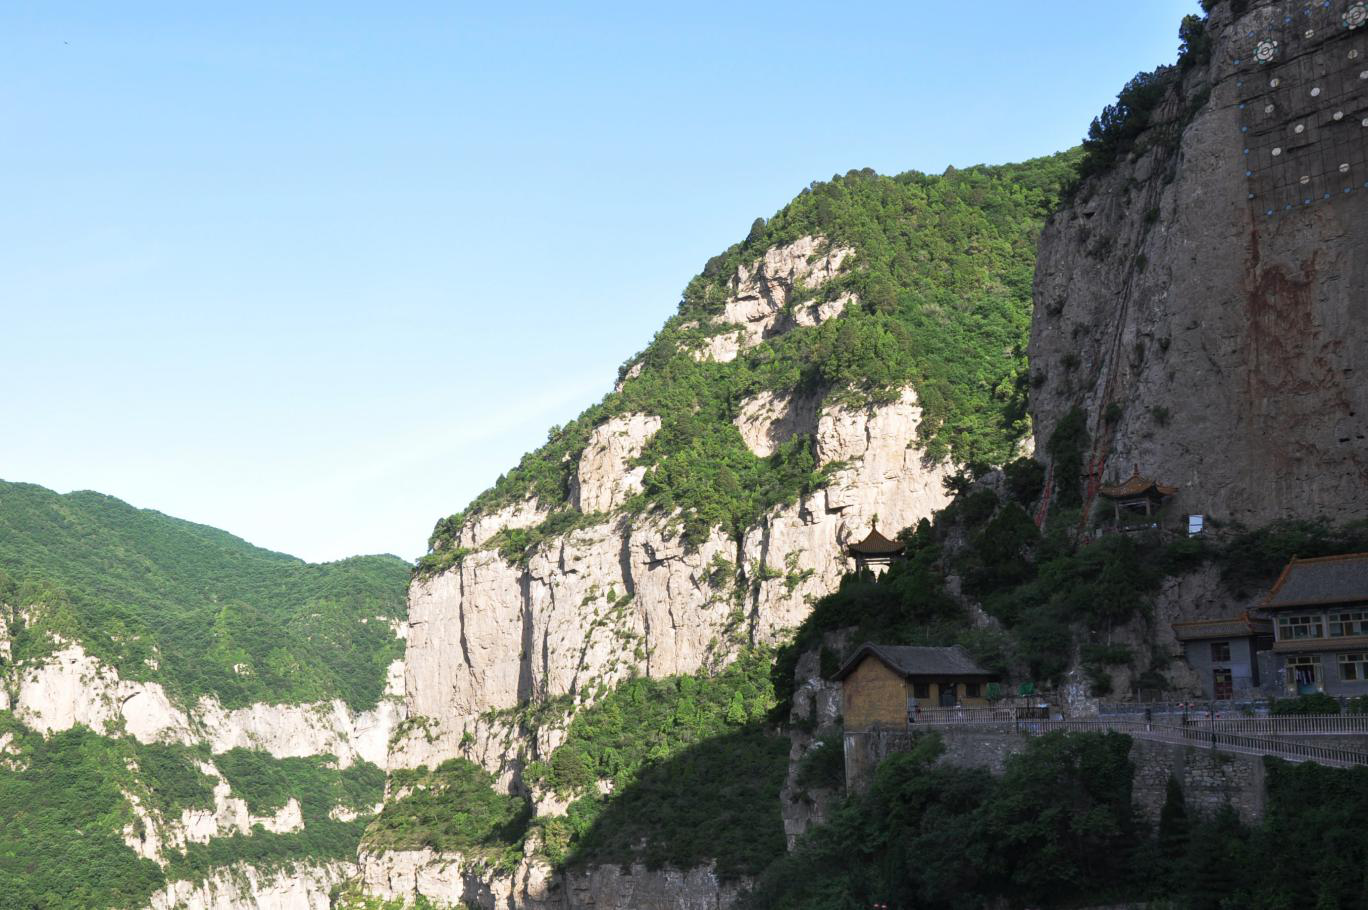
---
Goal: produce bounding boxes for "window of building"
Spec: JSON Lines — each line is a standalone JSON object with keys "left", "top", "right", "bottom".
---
{"left": 913, "top": 682, "right": 930, "bottom": 700}
{"left": 1329, "top": 610, "right": 1368, "bottom": 638}
{"left": 1210, "top": 641, "right": 1232, "bottom": 662}
{"left": 1287, "top": 655, "right": 1321, "bottom": 693}
{"left": 1188, "top": 514, "right": 1205, "bottom": 537}
{"left": 965, "top": 682, "right": 981, "bottom": 698}
{"left": 1278, "top": 613, "right": 1324, "bottom": 640}
{"left": 1338, "top": 653, "right": 1368, "bottom": 681}
{"left": 1213, "top": 667, "right": 1233, "bottom": 700}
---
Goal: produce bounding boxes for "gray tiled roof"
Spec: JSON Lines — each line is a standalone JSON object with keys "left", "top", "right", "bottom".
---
{"left": 1265, "top": 553, "right": 1368, "bottom": 608}
{"left": 832, "top": 643, "right": 991, "bottom": 680}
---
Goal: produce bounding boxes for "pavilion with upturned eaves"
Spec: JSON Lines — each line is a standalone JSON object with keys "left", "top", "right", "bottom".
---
{"left": 846, "top": 526, "right": 904, "bottom": 573}
{"left": 1097, "top": 466, "right": 1179, "bottom": 524}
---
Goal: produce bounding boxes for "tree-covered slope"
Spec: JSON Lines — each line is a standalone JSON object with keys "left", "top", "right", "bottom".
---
{"left": 0, "top": 480, "right": 409, "bottom": 710}
{"left": 426, "top": 151, "right": 1081, "bottom": 564}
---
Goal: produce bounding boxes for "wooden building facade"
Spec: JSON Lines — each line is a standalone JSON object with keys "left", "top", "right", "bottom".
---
{"left": 834, "top": 643, "right": 996, "bottom": 730}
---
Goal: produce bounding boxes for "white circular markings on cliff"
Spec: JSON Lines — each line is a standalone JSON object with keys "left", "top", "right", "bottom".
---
{"left": 1334, "top": 110, "right": 1345, "bottom": 120}
{"left": 1256, "top": 39, "right": 1280, "bottom": 63}
{"left": 1310, "top": 86, "right": 1322, "bottom": 97}
{"left": 1345, "top": 2, "right": 1367, "bottom": 30}
{"left": 1266, "top": 103, "right": 1276, "bottom": 113}
{"left": 1273, "top": 147, "right": 1284, "bottom": 156}
{"left": 1295, "top": 123, "right": 1306, "bottom": 133}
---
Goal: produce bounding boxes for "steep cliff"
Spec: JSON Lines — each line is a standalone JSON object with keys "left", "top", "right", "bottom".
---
{"left": 1030, "top": 0, "right": 1368, "bottom": 526}
{"left": 369, "top": 156, "right": 1078, "bottom": 908}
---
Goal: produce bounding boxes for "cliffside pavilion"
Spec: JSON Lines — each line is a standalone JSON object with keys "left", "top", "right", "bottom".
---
{"left": 1256, "top": 553, "right": 1368, "bottom": 697}
{"left": 834, "top": 644, "right": 996, "bottom": 729}
{"left": 845, "top": 526, "right": 904, "bottom": 573}
{"left": 1098, "top": 466, "right": 1178, "bottom": 525}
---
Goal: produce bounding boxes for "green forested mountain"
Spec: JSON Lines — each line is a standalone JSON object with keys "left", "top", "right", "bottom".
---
{"left": 426, "top": 150, "right": 1082, "bottom": 563}
{"left": 0, "top": 480, "right": 409, "bottom": 709}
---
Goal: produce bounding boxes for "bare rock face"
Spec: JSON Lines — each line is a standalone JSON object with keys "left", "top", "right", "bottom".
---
{"left": 1030, "top": 0, "right": 1368, "bottom": 526}
{"left": 11, "top": 642, "right": 405, "bottom": 769}
{"left": 392, "top": 387, "right": 953, "bottom": 780}
{"left": 358, "top": 849, "right": 743, "bottom": 910}
{"left": 735, "top": 391, "right": 821, "bottom": 458}
{"left": 570, "top": 413, "right": 661, "bottom": 513}
{"left": 695, "top": 236, "right": 855, "bottom": 362}
{"left": 779, "top": 638, "right": 847, "bottom": 849}
{"left": 142, "top": 861, "right": 353, "bottom": 910}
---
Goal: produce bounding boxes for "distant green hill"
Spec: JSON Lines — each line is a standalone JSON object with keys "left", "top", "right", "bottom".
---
{"left": 0, "top": 480, "right": 410, "bottom": 710}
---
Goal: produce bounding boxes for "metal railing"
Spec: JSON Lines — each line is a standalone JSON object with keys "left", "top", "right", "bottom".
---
{"left": 907, "top": 716, "right": 1368, "bottom": 769}
{"left": 1093, "top": 712, "right": 1368, "bottom": 736}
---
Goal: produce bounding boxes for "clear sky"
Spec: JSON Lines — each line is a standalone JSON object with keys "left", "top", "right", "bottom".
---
{"left": 1, "top": 0, "right": 1200, "bottom": 563}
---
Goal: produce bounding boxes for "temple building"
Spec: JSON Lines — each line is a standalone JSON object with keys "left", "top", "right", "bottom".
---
{"left": 1172, "top": 613, "right": 1273, "bottom": 701}
{"left": 1256, "top": 553, "right": 1368, "bottom": 697}
{"left": 845, "top": 525, "right": 904, "bottom": 574}
{"left": 834, "top": 644, "right": 996, "bottom": 729}
{"left": 1097, "top": 466, "right": 1179, "bottom": 526}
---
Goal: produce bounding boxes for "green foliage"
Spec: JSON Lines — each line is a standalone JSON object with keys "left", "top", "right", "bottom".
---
{"left": 427, "top": 152, "right": 1082, "bottom": 555}
{"left": 1214, "top": 519, "right": 1368, "bottom": 595}
{"left": 1270, "top": 692, "right": 1341, "bottom": 716}
{"left": 1079, "top": 68, "right": 1179, "bottom": 180}
{"left": 528, "top": 651, "right": 788, "bottom": 878}
{"left": 746, "top": 731, "right": 1138, "bottom": 910}
{"left": 1177, "top": 14, "right": 1212, "bottom": 70}
{"left": 1003, "top": 456, "right": 1046, "bottom": 507}
{"left": 0, "top": 714, "right": 386, "bottom": 906}
{"left": 794, "top": 729, "right": 845, "bottom": 793}
{"left": 363, "top": 758, "right": 531, "bottom": 869}
{"left": 214, "top": 748, "right": 385, "bottom": 817}
{"left": 1046, "top": 406, "right": 1089, "bottom": 508}
{"left": 562, "top": 725, "right": 789, "bottom": 879}
{"left": 164, "top": 748, "right": 385, "bottom": 883}
{"left": 130, "top": 742, "right": 217, "bottom": 815}
{"left": 0, "top": 481, "right": 409, "bottom": 710}
{"left": 0, "top": 722, "right": 165, "bottom": 910}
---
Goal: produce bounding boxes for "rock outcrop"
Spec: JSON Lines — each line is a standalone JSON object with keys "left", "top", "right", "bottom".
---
{"left": 12, "top": 641, "right": 405, "bottom": 768}
{"left": 1029, "top": 0, "right": 1368, "bottom": 526}
{"left": 142, "top": 861, "right": 353, "bottom": 910}
{"left": 694, "top": 236, "right": 855, "bottom": 363}
{"left": 570, "top": 413, "right": 661, "bottom": 513}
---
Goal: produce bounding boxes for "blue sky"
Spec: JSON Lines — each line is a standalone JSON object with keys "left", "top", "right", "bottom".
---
{"left": 0, "top": 1, "right": 1200, "bottom": 563}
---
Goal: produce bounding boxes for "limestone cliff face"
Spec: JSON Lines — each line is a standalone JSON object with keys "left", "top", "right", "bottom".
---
{"left": 393, "top": 385, "right": 953, "bottom": 779}
{"left": 1030, "top": 0, "right": 1368, "bottom": 524}
{"left": 693, "top": 236, "right": 854, "bottom": 363}
{"left": 391, "top": 237, "right": 956, "bottom": 781}
{"left": 142, "top": 862, "right": 353, "bottom": 910}
{"left": 377, "top": 236, "right": 956, "bottom": 908}
{"left": 10, "top": 639, "right": 405, "bottom": 769}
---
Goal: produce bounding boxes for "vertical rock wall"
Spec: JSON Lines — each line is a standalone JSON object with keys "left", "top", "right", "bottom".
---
{"left": 1029, "top": 0, "right": 1368, "bottom": 526}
